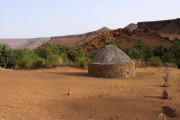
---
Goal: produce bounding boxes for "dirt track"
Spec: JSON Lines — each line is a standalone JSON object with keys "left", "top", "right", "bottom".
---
{"left": 0, "top": 67, "right": 179, "bottom": 120}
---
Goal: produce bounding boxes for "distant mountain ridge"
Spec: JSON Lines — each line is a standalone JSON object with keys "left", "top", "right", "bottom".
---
{"left": 48, "top": 27, "right": 111, "bottom": 46}
{"left": 0, "top": 18, "right": 179, "bottom": 50}
{"left": 0, "top": 38, "right": 50, "bottom": 49}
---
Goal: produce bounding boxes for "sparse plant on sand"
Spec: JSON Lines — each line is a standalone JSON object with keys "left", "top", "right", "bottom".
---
{"left": 150, "top": 56, "right": 163, "bottom": 67}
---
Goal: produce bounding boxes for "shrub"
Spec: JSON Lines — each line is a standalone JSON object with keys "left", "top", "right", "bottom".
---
{"left": 142, "top": 46, "right": 153, "bottom": 66}
{"left": 45, "top": 54, "right": 63, "bottom": 67}
{"left": 170, "top": 39, "right": 180, "bottom": 68}
{"left": 61, "top": 53, "right": 70, "bottom": 64}
{"left": 75, "top": 56, "right": 89, "bottom": 69}
{"left": 35, "top": 43, "right": 59, "bottom": 58}
{"left": 105, "top": 39, "right": 117, "bottom": 46}
{"left": 66, "top": 46, "right": 86, "bottom": 62}
{"left": 0, "top": 44, "right": 16, "bottom": 68}
{"left": 32, "top": 57, "right": 45, "bottom": 68}
{"left": 133, "top": 59, "right": 144, "bottom": 67}
{"left": 88, "top": 51, "right": 97, "bottom": 60}
{"left": 150, "top": 56, "right": 163, "bottom": 67}
{"left": 15, "top": 50, "right": 43, "bottom": 69}
{"left": 16, "top": 55, "right": 33, "bottom": 69}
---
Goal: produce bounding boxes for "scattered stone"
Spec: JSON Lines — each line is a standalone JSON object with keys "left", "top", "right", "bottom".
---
{"left": 162, "top": 83, "right": 169, "bottom": 87}
{"left": 67, "top": 91, "right": 73, "bottom": 96}
{"left": 157, "top": 113, "right": 166, "bottom": 120}
{"left": 162, "top": 89, "right": 168, "bottom": 99}
{"left": 162, "top": 105, "right": 176, "bottom": 117}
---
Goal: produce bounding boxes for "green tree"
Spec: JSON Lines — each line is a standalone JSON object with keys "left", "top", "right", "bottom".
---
{"left": 130, "top": 39, "right": 145, "bottom": 60}
{"left": 153, "top": 46, "right": 165, "bottom": 59}
{"left": 35, "top": 43, "right": 59, "bottom": 58}
{"left": 142, "top": 46, "right": 153, "bottom": 66}
{"left": 0, "top": 44, "right": 15, "bottom": 68}
{"left": 170, "top": 39, "right": 180, "bottom": 68}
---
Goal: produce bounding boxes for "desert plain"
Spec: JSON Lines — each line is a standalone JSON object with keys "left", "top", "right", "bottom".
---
{"left": 0, "top": 67, "right": 179, "bottom": 120}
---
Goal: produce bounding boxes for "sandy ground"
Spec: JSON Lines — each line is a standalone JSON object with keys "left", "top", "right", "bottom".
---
{"left": 0, "top": 67, "right": 179, "bottom": 120}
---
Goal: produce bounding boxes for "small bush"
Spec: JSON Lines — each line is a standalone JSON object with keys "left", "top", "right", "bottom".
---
{"left": 45, "top": 54, "right": 63, "bottom": 67}
{"left": 32, "top": 57, "right": 45, "bottom": 68}
{"left": 16, "top": 56, "right": 33, "bottom": 69}
{"left": 88, "top": 52, "right": 97, "bottom": 60}
{"left": 0, "top": 44, "right": 16, "bottom": 68}
{"left": 134, "top": 59, "right": 144, "bottom": 67}
{"left": 75, "top": 57, "right": 89, "bottom": 69}
{"left": 105, "top": 39, "right": 117, "bottom": 46}
{"left": 61, "top": 53, "right": 70, "bottom": 64}
{"left": 150, "top": 56, "right": 163, "bottom": 67}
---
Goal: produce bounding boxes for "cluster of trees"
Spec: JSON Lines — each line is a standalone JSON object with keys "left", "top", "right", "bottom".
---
{"left": 106, "top": 39, "right": 180, "bottom": 68}
{"left": 0, "top": 39, "right": 179, "bottom": 70}
{"left": 0, "top": 43, "right": 89, "bottom": 69}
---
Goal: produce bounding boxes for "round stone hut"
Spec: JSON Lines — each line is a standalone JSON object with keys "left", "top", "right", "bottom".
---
{"left": 88, "top": 45, "right": 135, "bottom": 78}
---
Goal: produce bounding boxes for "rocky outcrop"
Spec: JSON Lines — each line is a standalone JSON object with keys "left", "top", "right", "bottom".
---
{"left": 138, "top": 19, "right": 174, "bottom": 31}
{"left": 138, "top": 18, "right": 180, "bottom": 39}
{"left": 82, "top": 28, "right": 172, "bottom": 52}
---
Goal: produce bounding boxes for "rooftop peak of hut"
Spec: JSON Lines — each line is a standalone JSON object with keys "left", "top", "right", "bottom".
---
{"left": 91, "top": 45, "right": 133, "bottom": 64}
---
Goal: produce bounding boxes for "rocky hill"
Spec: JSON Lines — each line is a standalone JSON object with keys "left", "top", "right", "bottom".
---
{"left": 82, "top": 28, "right": 171, "bottom": 52}
{"left": 138, "top": 18, "right": 180, "bottom": 40}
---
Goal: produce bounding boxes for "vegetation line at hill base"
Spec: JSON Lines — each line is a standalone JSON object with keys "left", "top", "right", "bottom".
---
{"left": 0, "top": 38, "right": 180, "bottom": 70}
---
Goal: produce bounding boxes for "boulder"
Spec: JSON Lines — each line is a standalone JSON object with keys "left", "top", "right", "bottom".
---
{"left": 162, "top": 105, "right": 176, "bottom": 117}
{"left": 67, "top": 91, "right": 73, "bottom": 96}
{"left": 157, "top": 113, "right": 166, "bottom": 120}
{"left": 162, "top": 89, "right": 168, "bottom": 99}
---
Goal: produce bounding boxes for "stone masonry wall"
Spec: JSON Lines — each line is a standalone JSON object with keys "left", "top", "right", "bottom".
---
{"left": 88, "top": 63, "right": 135, "bottom": 78}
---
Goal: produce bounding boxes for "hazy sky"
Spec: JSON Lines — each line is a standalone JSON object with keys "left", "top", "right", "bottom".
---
{"left": 0, "top": 0, "right": 180, "bottom": 38}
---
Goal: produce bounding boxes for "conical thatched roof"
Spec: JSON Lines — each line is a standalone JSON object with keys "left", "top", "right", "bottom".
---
{"left": 91, "top": 45, "right": 134, "bottom": 64}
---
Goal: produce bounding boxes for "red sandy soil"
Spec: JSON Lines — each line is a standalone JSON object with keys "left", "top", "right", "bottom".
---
{"left": 0, "top": 67, "right": 179, "bottom": 120}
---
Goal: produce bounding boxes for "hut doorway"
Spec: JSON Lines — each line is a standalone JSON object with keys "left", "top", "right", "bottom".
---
{"left": 126, "top": 69, "right": 130, "bottom": 78}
